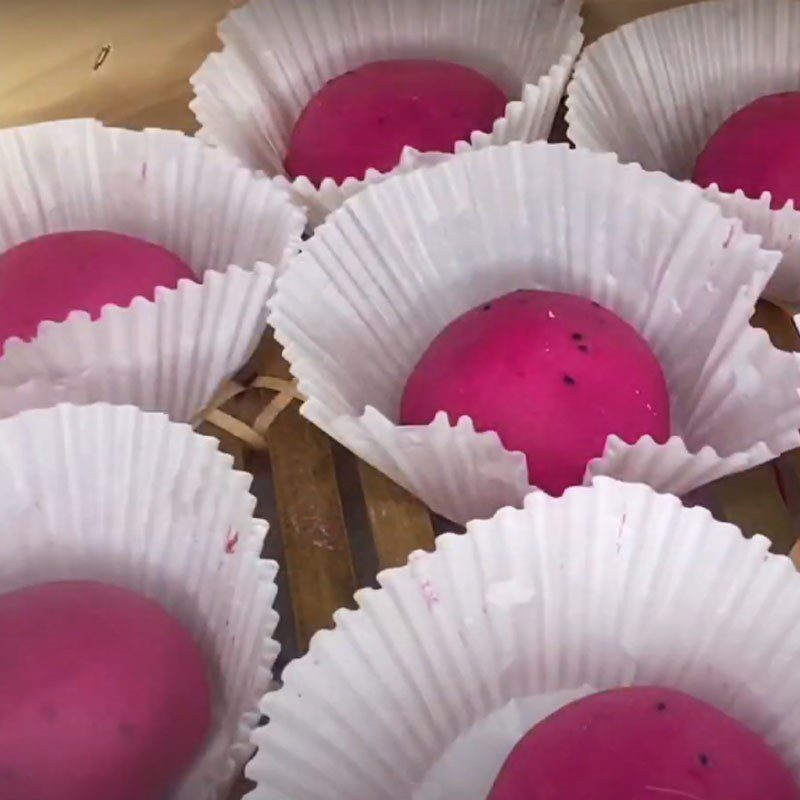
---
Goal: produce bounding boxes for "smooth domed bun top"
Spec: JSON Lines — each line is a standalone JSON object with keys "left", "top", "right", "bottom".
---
{"left": 0, "top": 230, "right": 196, "bottom": 350}
{"left": 490, "top": 686, "right": 799, "bottom": 800}
{"left": 0, "top": 580, "right": 212, "bottom": 800}
{"left": 401, "top": 290, "right": 670, "bottom": 496}
{"left": 693, "top": 92, "right": 800, "bottom": 211}
{"left": 284, "top": 59, "right": 508, "bottom": 185}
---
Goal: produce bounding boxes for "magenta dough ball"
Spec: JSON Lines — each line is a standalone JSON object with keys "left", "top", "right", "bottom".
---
{"left": 284, "top": 59, "right": 508, "bottom": 185}
{"left": 0, "top": 230, "right": 197, "bottom": 350}
{"left": 489, "top": 687, "right": 799, "bottom": 800}
{"left": 400, "top": 290, "right": 670, "bottom": 496}
{"left": 693, "top": 92, "right": 800, "bottom": 210}
{"left": 0, "top": 581, "right": 212, "bottom": 800}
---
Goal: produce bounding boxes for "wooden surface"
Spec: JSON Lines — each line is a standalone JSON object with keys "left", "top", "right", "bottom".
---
{"left": 1, "top": 0, "right": 696, "bottom": 133}
{"left": 4, "top": 1, "right": 800, "bottom": 797}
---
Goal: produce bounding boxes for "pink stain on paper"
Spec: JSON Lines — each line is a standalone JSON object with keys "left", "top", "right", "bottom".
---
{"left": 421, "top": 580, "right": 439, "bottom": 608}
{"left": 225, "top": 529, "right": 239, "bottom": 554}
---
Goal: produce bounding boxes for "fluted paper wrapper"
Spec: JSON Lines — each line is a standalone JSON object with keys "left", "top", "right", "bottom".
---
{"left": 0, "top": 119, "right": 306, "bottom": 422}
{"left": 190, "top": 0, "right": 584, "bottom": 227}
{"left": 270, "top": 142, "right": 800, "bottom": 524}
{"left": 247, "top": 478, "right": 800, "bottom": 799}
{"left": 566, "top": 0, "right": 800, "bottom": 304}
{"left": 0, "top": 403, "right": 279, "bottom": 800}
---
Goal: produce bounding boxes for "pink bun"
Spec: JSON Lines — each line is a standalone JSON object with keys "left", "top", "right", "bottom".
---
{"left": 284, "top": 59, "right": 508, "bottom": 185}
{"left": 0, "top": 230, "right": 197, "bottom": 351}
{"left": 489, "top": 686, "right": 799, "bottom": 800}
{"left": 400, "top": 290, "right": 670, "bottom": 496}
{"left": 693, "top": 92, "right": 800, "bottom": 211}
{"left": 0, "top": 581, "right": 212, "bottom": 800}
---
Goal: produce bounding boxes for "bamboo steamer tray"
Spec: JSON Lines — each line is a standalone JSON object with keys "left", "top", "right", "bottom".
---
{"left": 200, "top": 303, "right": 800, "bottom": 799}
{"left": 1, "top": 1, "right": 798, "bottom": 797}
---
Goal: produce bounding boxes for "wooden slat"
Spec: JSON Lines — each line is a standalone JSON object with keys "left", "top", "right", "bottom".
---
{"left": 257, "top": 329, "right": 358, "bottom": 652}
{"left": 266, "top": 401, "right": 357, "bottom": 651}
{"left": 581, "top": 0, "right": 695, "bottom": 40}
{"left": 715, "top": 464, "right": 796, "bottom": 554}
{"left": 751, "top": 300, "right": 800, "bottom": 352}
{"left": 357, "top": 461, "right": 436, "bottom": 571}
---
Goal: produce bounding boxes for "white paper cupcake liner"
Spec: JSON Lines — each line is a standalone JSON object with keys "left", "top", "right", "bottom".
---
{"left": 0, "top": 403, "right": 279, "bottom": 800}
{"left": 247, "top": 477, "right": 800, "bottom": 799}
{"left": 270, "top": 141, "right": 800, "bottom": 525}
{"left": 566, "top": 0, "right": 800, "bottom": 304}
{"left": 190, "top": 0, "right": 584, "bottom": 228}
{"left": 0, "top": 119, "right": 306, "bottom": 422}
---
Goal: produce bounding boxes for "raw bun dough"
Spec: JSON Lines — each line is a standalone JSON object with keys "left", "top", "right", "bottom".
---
{"left": 0, "top": 230, "right": 197, "bottom": 351}
{"left": 489, "top": 686, "right": 799, "bottom": 800}
{"left": 0, "top": 580, "right": 212, "bottom": 800}
{"left": 284, "top": 59, "right": 508, "bottom": 185}
{"left": 401, "top": 290, "right": 670, "bottom": 496}
{"left": 693, "top": 92, "right": 800, "bottom": 210}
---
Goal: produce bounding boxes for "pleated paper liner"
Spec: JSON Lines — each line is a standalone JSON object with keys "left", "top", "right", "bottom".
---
{"left": 0, "top": 119, "right": 305, "bottom": 423}
{"left": 190, "top": 0, "right": 584, "bottom": 227}
{"left": 246, "top": 478, "right": 800, "bottom": 799}
{"left": 0, "top": 403, "right": 279, "bottom": 800}
{"left": 566, "top": 0, "right": 800, "bottom": 304}
{"left": 269, "top": 141, "right": 800, "bottom": 525}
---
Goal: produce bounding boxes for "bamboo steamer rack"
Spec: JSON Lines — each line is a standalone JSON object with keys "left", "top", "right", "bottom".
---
{"left": 1, "top": 1, "right": 798, "bottom": 797}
